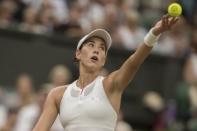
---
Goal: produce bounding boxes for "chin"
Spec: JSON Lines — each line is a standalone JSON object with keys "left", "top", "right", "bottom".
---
{"left": 87, "top": 64, "right": 101, "bottom": 72}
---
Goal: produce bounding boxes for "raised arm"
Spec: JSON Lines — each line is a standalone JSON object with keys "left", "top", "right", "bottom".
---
{"left": 33, "top": 86, "right": 66, "bottom": 131}
{"left": 105, "top": 15, "right": 179, "bottom": 92}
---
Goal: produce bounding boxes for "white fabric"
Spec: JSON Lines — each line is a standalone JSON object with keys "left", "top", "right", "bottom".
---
{"left": 144, "top": 28, "right": 160, "bottom": 47}
{"left": 0, "top": 105, "right": 7, "bottom": 128}
{"left": 59, "top": 76, "right": 117, "bottom": 131}
{"left": 51, "top": 115, "right": 64, "bottom": 131}
{"left": 77, "top": 29, "right": 112, "bottom": 51}
{"left": 14, "top": 104, "right": 39, "bottom": 131}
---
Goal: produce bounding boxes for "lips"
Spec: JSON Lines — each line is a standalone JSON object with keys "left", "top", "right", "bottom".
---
{"left": 90, "top": 56, "right": 98, "bottom": 62}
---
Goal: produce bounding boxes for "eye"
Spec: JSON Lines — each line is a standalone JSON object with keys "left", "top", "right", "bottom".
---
{"left": 100, "top": 46, "right": 105, "bottom": 51}
{"left": 87, "top": 42, "right": 94, "bottom": 47}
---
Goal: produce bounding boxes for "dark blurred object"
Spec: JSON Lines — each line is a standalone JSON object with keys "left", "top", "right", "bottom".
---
{"left": 179, "top": 0, "right": 197, "bottom": 25}
{"left": 12, "top": 0, "right": 27, "bottom": 23}
{"left": 190, "top": 27, "right": 197, "bottom": 53}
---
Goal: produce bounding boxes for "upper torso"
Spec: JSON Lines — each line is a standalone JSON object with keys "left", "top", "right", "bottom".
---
{"left": 59, "top": 76, "right": 118, "bottom": 131}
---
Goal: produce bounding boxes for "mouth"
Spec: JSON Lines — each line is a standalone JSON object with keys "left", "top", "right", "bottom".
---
{"left": 90, "top": 56, "right": 98, "bottom": 63}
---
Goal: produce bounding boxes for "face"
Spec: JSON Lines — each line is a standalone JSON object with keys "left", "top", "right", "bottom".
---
{"left": 16, "top": 74, "right": 33, "bottom": 96}
{"left": 76, "top": 37, "right": 107, "bottom": 71}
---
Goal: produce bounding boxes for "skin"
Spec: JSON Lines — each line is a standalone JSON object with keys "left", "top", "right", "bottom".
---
{"left": 33, "top": 15, "right": 179, "bottom": 131}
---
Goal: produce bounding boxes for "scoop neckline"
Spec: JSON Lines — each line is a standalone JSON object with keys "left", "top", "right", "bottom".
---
{"left": 73, "top": 76, "right": 100, "bottom": 91}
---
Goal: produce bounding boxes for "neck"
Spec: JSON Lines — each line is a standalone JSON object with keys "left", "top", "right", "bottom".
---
{"left": 77, "top": 66, "right": 100, "bottom": 89}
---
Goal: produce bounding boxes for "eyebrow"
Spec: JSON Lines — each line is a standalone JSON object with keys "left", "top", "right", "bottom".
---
{"left": 82, "top": 37, "right": 107, "bottom": 51}
{"left": 100, "top": 43, "right": 105, "bottom": 47}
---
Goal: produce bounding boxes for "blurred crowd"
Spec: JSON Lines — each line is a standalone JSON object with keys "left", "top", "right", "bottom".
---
{"left": 0, "top": 0, "right": 196, "bottom": 57}
{"left": 0, "top": 0, "right": 197, "bottom": 131}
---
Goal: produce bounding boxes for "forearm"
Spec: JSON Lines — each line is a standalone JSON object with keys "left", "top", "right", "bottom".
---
{"left": 113, "top": 29, "right": 161, "bottom": 89}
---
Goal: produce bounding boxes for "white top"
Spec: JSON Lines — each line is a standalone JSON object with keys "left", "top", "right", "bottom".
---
{"left": 59, "top": 76, "right": 117, "bottom": 131}
{"left": 14, "top": 104, "right": 39, "bottom": 131}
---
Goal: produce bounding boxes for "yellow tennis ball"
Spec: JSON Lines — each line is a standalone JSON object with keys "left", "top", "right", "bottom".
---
{"left": 168, "top": 3, "right": 182, "bottom": 17}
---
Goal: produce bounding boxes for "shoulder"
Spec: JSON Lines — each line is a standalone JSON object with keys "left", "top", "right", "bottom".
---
{"left": 48, "top": 85, "right": 67, "bottom": 97}
{"left": 48, "top": 85, "right": 68, "bottom": 109}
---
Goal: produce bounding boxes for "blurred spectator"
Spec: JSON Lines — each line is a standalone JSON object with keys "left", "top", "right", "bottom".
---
{"left": 115, "top": 110, "right": 133, "bottom": 131}
{"left": 36, "top": 4, "right": 55, "bottom": 33}
{"left": 0, "top": 108, "right": 18, "bottom": 131}
{"left": 14, "top": 104, "right": 38, "bottom": 131}
{"left": 13, "top": 73, "right": 36, "bottom": 131}
{"left": 47, "top": 0, "right": 69, "bottom": 23}
{"left": 84, "top": 0, "right": 106, "bottom": 30}
{"left": 15, "top": 73, "right": 34, "bottom": 108}
{"left": 156, "top": 100, "right": 181, "bottom": 131}
{"left": 14, "top": 84, "right": 50, "bottom": 131}
{"left": 21, "top": 0, "right": 69, "bottom": 23}
{"left": 3, "top": 73, "right": 34, "bottom": 109}
{"left": 121, "top": 0, "right": 139, "bottom": 10}
{"left": 143, "top": 91, "right": 164, "bottom": 113}
{"left": 117, "top": 10, "right": 147, "bottom": 49}
{"left": 48, "top": 64, "right": 72, "bottom": 87}
{"left": 104, "top": 3, "right": 121, "bottom": 45}
{"left": 19, "top": 6, "right": 40, "bottom": 33}
{"left": 54, "top": 1, "right": 83, "bottom": 37}
{"left": 0, "top": 0, "right": 17, "bottom": 28}
{"left": 174, "top": 32, "right": 197, "bottom": 130}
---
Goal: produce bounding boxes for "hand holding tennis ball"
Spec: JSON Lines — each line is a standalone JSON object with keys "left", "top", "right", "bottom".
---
{"left": 168, "top": 3, "right": 182, "bottom": 17}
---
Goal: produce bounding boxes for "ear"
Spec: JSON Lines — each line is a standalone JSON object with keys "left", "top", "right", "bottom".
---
{"left": 75, "top": 49, "right": 81, "bottom": 60}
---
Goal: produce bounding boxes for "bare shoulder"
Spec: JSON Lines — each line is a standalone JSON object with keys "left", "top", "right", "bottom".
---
{"left": 48, "top": 85, "right": 68, "bottom": 110}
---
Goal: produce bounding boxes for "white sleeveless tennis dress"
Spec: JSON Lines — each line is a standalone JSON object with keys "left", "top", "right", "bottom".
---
{"left": 59, "top": 76, "right": 117, "bottom": 131}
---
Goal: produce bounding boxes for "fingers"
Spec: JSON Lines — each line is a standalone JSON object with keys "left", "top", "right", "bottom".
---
{"left": 162, "top": 15, "right": 168, "bottom": 27}
{"left": 170, "top": 17, "right": 179, "bottom": 25}
{"left": 162, "top": 15, "right": 170, "bottom": 29}
{"left": 162, "top": 14, "right": 180, "bottom": 29}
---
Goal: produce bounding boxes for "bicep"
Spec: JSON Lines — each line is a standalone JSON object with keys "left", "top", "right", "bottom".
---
{"left": 33, "top": 91, "right": 58, "bottom": 131}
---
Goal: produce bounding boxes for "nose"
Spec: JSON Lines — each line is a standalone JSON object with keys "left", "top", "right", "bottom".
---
{"left": 93, "top": 48, "right": 99, "bottom": 54}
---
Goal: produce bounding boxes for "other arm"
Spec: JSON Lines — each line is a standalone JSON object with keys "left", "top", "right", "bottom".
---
{"left": 32, "top": 86, "right": 66, "bottom": 131}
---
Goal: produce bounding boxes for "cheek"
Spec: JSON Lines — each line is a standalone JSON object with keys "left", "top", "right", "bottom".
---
{"left": 78, "top": 48, "right": 89, "bottom": 60}
{"left": 100, "top": 55, "right": 106, "bottom": 64}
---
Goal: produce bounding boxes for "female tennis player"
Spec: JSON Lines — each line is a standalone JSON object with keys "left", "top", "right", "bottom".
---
{"left": 33, "top": 15, "right": 179, "bottom": 131}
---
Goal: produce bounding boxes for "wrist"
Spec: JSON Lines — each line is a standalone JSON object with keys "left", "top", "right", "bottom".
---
{"left": 144, "top": 28, "right": 161, "bottom": 47}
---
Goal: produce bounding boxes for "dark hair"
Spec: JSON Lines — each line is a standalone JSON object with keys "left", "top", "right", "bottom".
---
{"left": 73, "top": 36, "right": 107, "bottom": 63}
